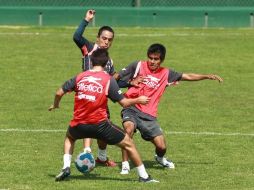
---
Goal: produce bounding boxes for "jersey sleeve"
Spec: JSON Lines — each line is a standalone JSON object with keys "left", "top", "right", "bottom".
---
{"left": 62, "top": 76, "right": 76, "bottom": 93}
{"left": 108, "top": 59, "right": 115, "bottom": 75}
{"left": 73, "top": 20, "right": 93, "bottom": 52}
{"left": 168, "top": 69, "right": 182, "bottom": 83}
{"left": 107, "top": 77, "right": 124, "bottom": 102}
{"left": 118, "top": 61, "right": 139, "bottom": 82}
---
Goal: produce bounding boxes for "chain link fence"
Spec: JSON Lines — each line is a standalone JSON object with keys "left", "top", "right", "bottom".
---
{"left": 1, "top": 0, "right": 254, "bottom": 7}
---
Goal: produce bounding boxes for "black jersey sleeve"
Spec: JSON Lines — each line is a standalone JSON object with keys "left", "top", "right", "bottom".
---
{"left": 73, "top": 20, "right": 93, "bottom": 51}
{"left": 118, "top": 61, "right": 139, "bottom": 82}
{"left": 168, "top": 69, "right": 183, "bottom": 83}
{"left": 108, "top": 77, "right": 124, "bottom": 102}
{"left": 108, "top": 59, "right": 115, "bottom": 75}
{"left": 62, "top": 77, "right": 76, "bottom": 93}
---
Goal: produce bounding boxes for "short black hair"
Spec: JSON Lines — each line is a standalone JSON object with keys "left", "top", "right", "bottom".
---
{"left": 147, "top": 43, "right": 166, "bottom": 61}
{"left": 97, "top": 26, "right": 114, "bottom": 38}
{"left": 90, "top": 49, "right": 109, "bottom": 67}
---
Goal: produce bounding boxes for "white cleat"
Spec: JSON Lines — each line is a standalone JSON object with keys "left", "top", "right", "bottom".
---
{"left": 139, "top": 175, "right": 159, "bottom": 183}
{"left": 155, "top": 155, "right": 175, "bottom": 169}
{"left": 120, "top": 166, "right": 130, "bottom": 175}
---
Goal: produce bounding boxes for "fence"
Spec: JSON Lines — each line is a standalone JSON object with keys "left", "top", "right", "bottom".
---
{"left": 1, "top": 0, "right": 254, "bottom": 7}
{"left": 0, "top": 0, "right": 254, "bottom": 27}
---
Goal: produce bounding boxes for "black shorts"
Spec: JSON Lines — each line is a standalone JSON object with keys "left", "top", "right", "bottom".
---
{"left": 67, "top": 120, "right": 125, "bottom": 145}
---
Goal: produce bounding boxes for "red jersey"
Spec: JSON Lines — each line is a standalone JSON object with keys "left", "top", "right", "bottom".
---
{"left": 70, "top": 71, "right": 111, "bottom": 126}
{"left": 124, "top": 61, "right": 170, "bottom": 118}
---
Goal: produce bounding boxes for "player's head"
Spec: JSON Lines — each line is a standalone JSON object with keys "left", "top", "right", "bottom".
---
{"left": 146, "top": 43, "right": 166, "bottom": 71}
{"left": 90, "top": 48, "right": 109, "bottom": 67}
{"left": 97, "top": 26, "right": 114, "bottom": 49}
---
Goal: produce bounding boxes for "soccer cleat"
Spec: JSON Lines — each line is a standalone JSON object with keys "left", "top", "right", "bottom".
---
{"left": 55, "top": 167, "right": 71, "bottom": 181}
{"left": 95, "top": 157, "right": 117, "bottom": 167}
{"left": 139, "top": 175, "right": 159, "bottom": 183}
{"left": 155, "top": 155, "right": 175, "bottom": 169}
{"left": 120, "top": 166, "right": 130, "bottom": 175}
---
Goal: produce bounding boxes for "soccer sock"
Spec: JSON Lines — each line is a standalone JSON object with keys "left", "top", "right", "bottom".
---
{"left": 97, "top": 148, "right": 107, "bottom": 161}
{"left": 63, "top": 154, "right": 72, "bottom": 169}
{"left": 122, "top": 161, "right": 130, "bottom": 170}
{"left": 136, "top": 164, "right": 149, "bottom": 179}
{"left": 84, "top": 147, "right": 92, "bottom": 153}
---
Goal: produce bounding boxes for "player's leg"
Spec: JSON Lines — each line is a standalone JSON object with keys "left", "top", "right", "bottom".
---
{"left": 99, "top": 120, "right": 158, "bottom": 182}
{"left": 121, "top": 121, "right": 135, "bottom": 174}
{"left": 120, "top": 107, "right": 137, "bottom": 174}
{"left": 55, "top": 131, "right": 76, "bottom": 181}
{"left": 95, "top": 139, "right": 117, "bottom": 167}
{"left": 151, "top": 135, "right": 175, "bottom": 169}
{"left": 117, "top": 134, "right": 158, "bottom": 182}
{"left": 83, "top": 138, "right": 92, "bottom": 153}
{"left": 56, "top": 124, "right": 93, "bottom": 181}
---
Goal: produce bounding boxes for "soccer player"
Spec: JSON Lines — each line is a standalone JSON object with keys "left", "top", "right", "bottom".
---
{"left": 49, "top": 49, "right": 158, "bottom": 183}
{"left": 116, "top": 43, "right": 223, "bottom": 174}
{"left": 73, "top": 9, "right": 116, "bottom": 166}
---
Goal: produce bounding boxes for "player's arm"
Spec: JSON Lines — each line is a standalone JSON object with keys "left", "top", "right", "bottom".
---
{"left": 48, "top": 88, "right": 65, "bottom": 111}
{"left": 48, "top": 77, "right": 76, "bottom": 111}
{"left": 107, "top": 78, "right": 150, "bottom": 107}
{"left": 181, "top": 73, "right": 223, "bottom": 83}
{"left": 108, "top": 59, "right": 116, "bottom": 76}
{"left": 115, "top": 61, "right": 144, "bottom": 88}
{"left": 118, "top": 96, "right": 150, "bottom": 108}
{"left": 73, "top": 10, "right": 95, "bottom": 49}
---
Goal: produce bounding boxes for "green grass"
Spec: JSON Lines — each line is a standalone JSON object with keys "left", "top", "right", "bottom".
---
{"left": 0, "top": 26, "right": 253, "bottom": 190}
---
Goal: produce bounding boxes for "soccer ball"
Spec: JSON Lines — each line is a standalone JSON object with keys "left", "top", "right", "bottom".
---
{"left": 75, "top": 152, "right": 95, "bottom": 174}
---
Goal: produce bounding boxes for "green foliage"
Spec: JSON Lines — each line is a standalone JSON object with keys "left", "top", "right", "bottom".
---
{"left": 0, "top": 26, "right": 253, "bottom": 190}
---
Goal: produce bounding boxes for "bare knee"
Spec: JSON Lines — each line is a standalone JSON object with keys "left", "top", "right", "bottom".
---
{"left": 117, "top": 134, "right": 134, "bottom": 150}
{"left": 123, "top": 121, "right": 135, "bottom": 137}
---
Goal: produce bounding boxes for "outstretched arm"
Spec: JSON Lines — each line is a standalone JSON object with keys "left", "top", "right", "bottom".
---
{"left": 48, "top": 77, "right": 76, "bottom": 111}
{"left": 48, "top": 88, "right": 65, "bottom": 111}
{"left": 181, "top": 73, "right": 223, "bottom": 83}
{"left": 73, "top": 9, "right": 96, "bottom": 49}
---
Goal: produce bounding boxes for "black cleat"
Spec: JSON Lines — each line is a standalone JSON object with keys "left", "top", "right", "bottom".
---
{"left": 139, "top": 175, "right": 159, "bottom": 183}
{"left": 55, "top": 167, "right": 71, "bottom": 181}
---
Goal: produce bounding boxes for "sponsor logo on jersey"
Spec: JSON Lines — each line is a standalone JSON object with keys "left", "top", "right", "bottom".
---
{"left": 77, "top": 93, "right": 96, "bottom": 101}
{"left": 77, "top": 76, "right": 103, "bottom": 93}
{"left": 118, "top": 90, "right": 122, "bottom": 94}
{"left": 143, "top": 75, "right": 160, "bottom": 89}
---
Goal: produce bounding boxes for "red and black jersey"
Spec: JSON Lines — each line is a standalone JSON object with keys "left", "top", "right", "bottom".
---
{"left": 62, "top": 71, "right": 124, "bottom": 126}
{"left": 119, "top": 61, "right": 182, "bottom": 118}
{"left": 73, "top": 20, "right": 115, "bottom": 74}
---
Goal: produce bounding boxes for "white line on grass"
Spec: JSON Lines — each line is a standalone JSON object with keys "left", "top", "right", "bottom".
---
{"left": 0, "top": 128, "right": 253, "bottom": 136}
{"left": 0, "top": 32, "right": 251, "bottom": 37}
{"left": 165, "top": 131, "right": 254, "bottom": 136}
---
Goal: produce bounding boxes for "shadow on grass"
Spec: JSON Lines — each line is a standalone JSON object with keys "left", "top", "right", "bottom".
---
{"left": 115, "top": 159, "right": 215, "bottom": 170}
{"left": 115, "top": 160, "right": 163, "bottom": 170}
{"left": 48, "top": 173, "right": 136, "bottom": 182}
{"left": 176, "top": 161, "right": 214, "bottom": 165}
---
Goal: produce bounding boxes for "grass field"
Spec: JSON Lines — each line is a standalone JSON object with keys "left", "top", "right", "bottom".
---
{"left": 0, "top": 26, "right": 253, "bottom": 190}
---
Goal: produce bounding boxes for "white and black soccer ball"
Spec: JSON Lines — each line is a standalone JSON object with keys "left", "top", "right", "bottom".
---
{"left": 75, "top": 152, "right": 95, "bottom": 174}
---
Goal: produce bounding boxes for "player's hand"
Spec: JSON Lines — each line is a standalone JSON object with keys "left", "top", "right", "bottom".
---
{"left": 85, "top": 9, "right": 96, "bottom": 22}
{"left": 137, "top": 96, "right": 150, "bottom": 105}
{"left": 208, "top": 74, "right": 223, "bottom": 83}
{"left": 48, "top": 105, "right": 59, "bottom": 111}
{"left": 130, "top": 76, "right": 144, "bottom": 87}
